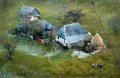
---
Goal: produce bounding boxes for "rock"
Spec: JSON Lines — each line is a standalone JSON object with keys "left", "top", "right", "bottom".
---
{"left": 91, "top": 33, "right": 105, "bottom": 50}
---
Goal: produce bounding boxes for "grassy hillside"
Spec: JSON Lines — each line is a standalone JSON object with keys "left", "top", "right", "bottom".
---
{"left": 0, "top": 0, "right": 120, "bottom": 78}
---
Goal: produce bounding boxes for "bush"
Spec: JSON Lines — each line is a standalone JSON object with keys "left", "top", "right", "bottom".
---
{"left": 63, "top": 8, "right": 85, "bottom": 24}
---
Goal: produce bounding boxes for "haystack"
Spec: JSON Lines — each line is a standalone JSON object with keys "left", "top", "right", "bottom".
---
{"left": 91, "top": 33, "right": 105, "bottom": 50}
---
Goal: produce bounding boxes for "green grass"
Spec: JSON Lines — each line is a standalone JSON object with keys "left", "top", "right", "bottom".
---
{"left": 0, "top": 0, "right": 120, "bottom": 78}
{"left": 0, "top": 49, "right": 117, "bottom": 78}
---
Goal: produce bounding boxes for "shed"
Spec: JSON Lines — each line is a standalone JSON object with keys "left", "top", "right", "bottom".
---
{"left": 38, "top": 20, "right": 53, "bottom": 31}
{"left": 33, "top": 20, "right": 54, "bottom": 39}
{"left": 56, "top": 23, "right": 88, "bottom": 47}
{"left": 19, "top": 5, "right": 40, "bottom": 21}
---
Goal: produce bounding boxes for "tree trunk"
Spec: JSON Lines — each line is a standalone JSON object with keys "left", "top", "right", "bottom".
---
{"left": 8, "top": 50, "right": 12, "bottom": 60}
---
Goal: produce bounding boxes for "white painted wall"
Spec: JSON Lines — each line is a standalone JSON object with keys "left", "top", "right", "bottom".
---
{"left": 29, "top": 16, "right": 38, "bottom": 21}
{"left": 55, "top": 36, "right": 71, "bottom": 48}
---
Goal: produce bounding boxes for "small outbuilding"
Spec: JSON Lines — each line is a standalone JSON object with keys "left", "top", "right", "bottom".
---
{"left": 33, "top": 20, "right": 54, "bottom": 40}
{"left": 38, "top": 20, "right": 53, "bottom": 31}
{"left": 19, "top": 5, "right": 40, "bottom": 21}
{"left": 56, "top": 22, "right": 89, "bottom": 48}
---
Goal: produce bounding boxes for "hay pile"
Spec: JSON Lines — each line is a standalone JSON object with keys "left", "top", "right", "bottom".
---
{"left": 74, "top": 33, "right": 105, "bottom": 52}
{"left": 91, "top": 33, "right": 106, "bottom": 50}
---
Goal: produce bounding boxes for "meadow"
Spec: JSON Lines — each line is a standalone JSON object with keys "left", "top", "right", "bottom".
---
{"left": 0, "top": 0, "right": 120, "bottom": 78}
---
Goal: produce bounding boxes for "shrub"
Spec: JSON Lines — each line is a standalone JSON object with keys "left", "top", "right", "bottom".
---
{"left": 63, "top": 8, "right": 85, "bottom": 24}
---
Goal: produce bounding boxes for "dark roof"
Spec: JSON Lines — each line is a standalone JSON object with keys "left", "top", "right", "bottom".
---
{"left": 65, "top": 23, "right": 88, "bottom": 36}
{"left": 57, "top": 23, "right": 88, "bottom": 44}
{"left": 19, "top": 5, "right": 40, "bottom": 17}
{"left": 38, "top": 20, "right": 53, "bottom": 31}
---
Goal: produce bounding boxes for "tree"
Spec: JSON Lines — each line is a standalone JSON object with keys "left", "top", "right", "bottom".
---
{"left": 91, "top": 0, "right": 95, "bottom": 8}
{"left": 0, "top": 0, "right": 8, "bottom": 8}
{"left": 4, "top": 42, "right": 16, "bottom": 60}
{"left": 108, "top": 15, "right": 120, "bottom": 35}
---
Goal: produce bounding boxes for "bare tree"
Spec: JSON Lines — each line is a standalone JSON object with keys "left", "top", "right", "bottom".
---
{"left": 91, "top": 0, "right": 95, "bottom": 8}
{"left": 108, "top": 15, "right": 120, "bottom": 35}
{"left": 4, "top": 42, "right": 16, "bottom": 60}
{"left": 63, "top": 8, "right": 85, "bottom": 24}
{"left": 0, "top": 0, "right": 8, "bottom": 8}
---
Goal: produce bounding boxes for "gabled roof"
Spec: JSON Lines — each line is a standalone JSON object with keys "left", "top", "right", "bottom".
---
{"left": 58, "top": 23, "right": 88, "bottom": 44}
{"left": 65, "top": 23, "right": 88, "bottom": 36}
{"left": 19, "top": 5, "right": 40, "bottom": 17}
{"left": 38, "top": 20, "right": 53, "bottom": 31}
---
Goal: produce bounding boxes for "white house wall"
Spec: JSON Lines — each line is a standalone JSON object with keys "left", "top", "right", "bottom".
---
{"left": 29, "top": 16, "right": 38, "bottom": 21}
{"left": 66, "top": 34, "right": 87, "bottom": 44}
{"left": 55, "top": 36, "right": 69, "bottom": 46}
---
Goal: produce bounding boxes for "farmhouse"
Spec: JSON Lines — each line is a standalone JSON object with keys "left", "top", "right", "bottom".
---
{"left": 19, "top": 5, "right": 40, "bottom": 21}
{"left": 56, "top": 22, "right": 89, "bottom": 48}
